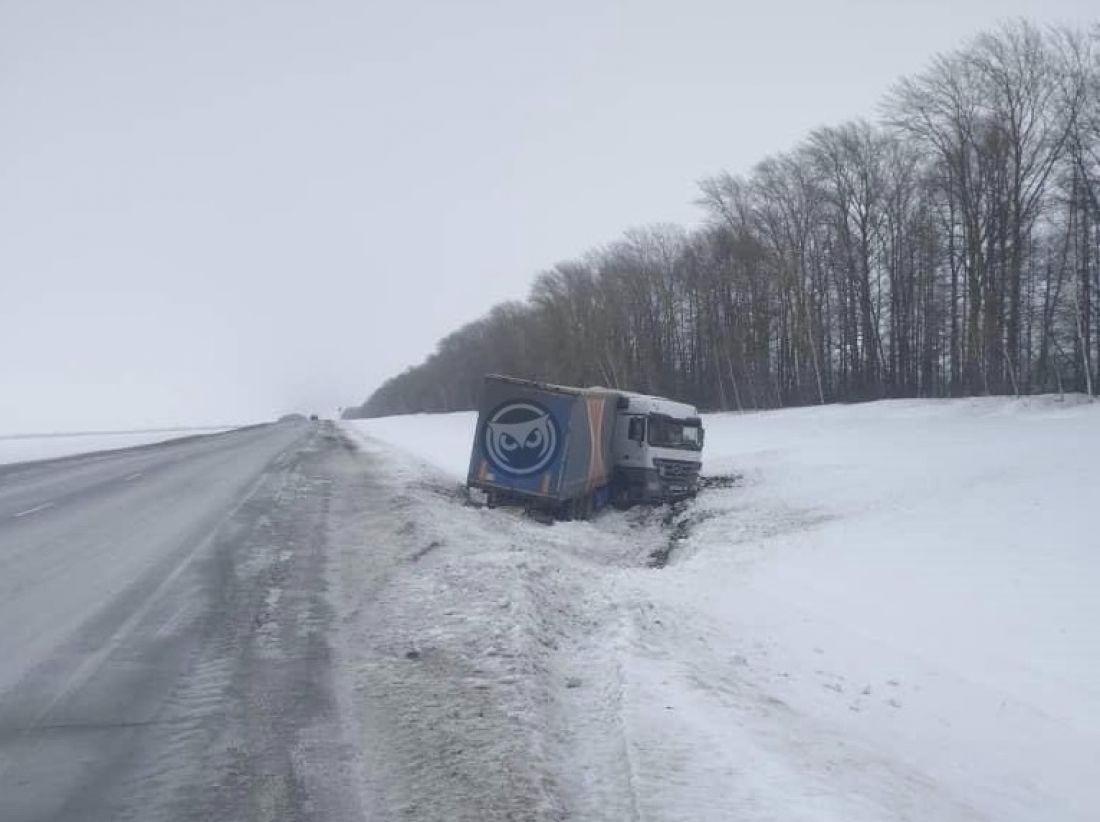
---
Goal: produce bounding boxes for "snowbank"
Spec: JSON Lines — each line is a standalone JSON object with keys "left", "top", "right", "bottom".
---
{"left": 340, "top": 396, "right": 1100, "bottom": 821}
{"left": 0, "top": 427, "right": 235, "bottom": 466}
{"left": 345, "top": 412, "right": 475, "bottom": 478}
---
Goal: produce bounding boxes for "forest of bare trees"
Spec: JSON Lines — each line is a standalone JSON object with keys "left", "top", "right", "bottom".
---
{"left": 349, "top": 21, "right": 1100, "bottom": 418}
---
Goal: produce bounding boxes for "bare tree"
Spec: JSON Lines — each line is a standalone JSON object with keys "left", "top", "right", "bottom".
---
{"left": 348, "top": 21, "right": 1100, "bottom": 419}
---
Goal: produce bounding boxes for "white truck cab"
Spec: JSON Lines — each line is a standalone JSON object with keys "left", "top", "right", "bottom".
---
{"left": 610, "top": 391, "right": 704, "bottom": 506}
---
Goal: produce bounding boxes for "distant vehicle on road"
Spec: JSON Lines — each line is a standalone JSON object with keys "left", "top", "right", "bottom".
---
{"left": 467, "top": 374, "right": 704, "bottom": 519}
{"left": 309, "top": 414, "right": 319, "bottom": 421}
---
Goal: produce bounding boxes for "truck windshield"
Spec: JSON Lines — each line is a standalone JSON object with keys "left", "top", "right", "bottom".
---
{"left": 647, "top": 416, "right": 703, "bottom": 451}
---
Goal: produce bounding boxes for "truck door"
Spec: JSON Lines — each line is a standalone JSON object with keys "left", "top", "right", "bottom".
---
{"left": 613, "top": 414, "right": 647, "bottom": 467}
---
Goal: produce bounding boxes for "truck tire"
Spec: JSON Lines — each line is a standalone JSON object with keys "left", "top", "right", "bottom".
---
{"left": 577, "top": 493, "right": 594, "bottom": 521}
{"left": 562, "top": 494, "right": 593, "bottom": 521}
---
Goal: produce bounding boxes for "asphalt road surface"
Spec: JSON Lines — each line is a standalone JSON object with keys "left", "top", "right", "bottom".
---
{"left": 0, "top": 422, "right": 365, "bottom": 821}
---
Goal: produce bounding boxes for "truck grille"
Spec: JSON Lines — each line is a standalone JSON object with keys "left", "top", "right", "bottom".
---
{"left": 655, "top": 459, "right": 701, "bottom": 479}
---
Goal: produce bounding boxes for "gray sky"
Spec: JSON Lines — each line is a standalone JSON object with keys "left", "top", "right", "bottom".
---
{"left": 1, "top": 0, "right": 1095, "bottom": 433}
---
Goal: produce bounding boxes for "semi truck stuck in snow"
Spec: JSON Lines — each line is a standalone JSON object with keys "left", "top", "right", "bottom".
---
{"left": 466, "top": 374, "right": 704, "bottom": 518}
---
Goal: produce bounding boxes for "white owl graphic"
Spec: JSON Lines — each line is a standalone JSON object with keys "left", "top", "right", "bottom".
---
{"left": 483, "top": 403, "right": 558, "bottom": 475}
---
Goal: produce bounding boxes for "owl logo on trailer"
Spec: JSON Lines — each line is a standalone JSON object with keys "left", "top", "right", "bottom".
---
{"left": 483, "top": 401, "right": 559, "bottom": 476}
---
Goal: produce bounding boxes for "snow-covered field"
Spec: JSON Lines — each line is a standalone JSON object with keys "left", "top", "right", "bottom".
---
{"left": 341, "top": 396, "right": 1099, "bottom": 821}
{"left": 0, "top": 427, "right": 235, "bottom": 466}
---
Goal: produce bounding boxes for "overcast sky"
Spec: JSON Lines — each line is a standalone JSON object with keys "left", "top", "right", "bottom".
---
{"left": 1, "top": 0, "right": 1095, "bottom": 433}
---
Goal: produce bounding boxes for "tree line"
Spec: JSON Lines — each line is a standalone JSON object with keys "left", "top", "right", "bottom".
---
{"left": 349, "top": 21, "right": 1100, "bottom": 418}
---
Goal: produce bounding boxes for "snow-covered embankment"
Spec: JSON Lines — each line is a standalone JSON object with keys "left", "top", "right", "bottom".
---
{"left": 340, "top": 396, "right": 1100, "bottom": 821}
{"left": 0, "top": 427, "right": 234, "bottom": 465}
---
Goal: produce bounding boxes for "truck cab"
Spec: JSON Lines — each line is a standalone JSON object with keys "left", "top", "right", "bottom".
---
{"left": 611, "top": 392, "right": 704, "bottom": 506}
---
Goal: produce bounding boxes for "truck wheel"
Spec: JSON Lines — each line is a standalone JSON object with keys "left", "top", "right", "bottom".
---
{"left": 559, "top": 500, "right": 574, "bottom": 521}
{"left": 612, "top": 486, "right": 630, "bottom": 510}
{"left": 577, "top": 493, "right": 594, "bottom": 521}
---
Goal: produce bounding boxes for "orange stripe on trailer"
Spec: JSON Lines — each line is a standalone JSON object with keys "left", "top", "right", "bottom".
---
{"left": 585, "top": 396, "right": 606, "bottom": 489}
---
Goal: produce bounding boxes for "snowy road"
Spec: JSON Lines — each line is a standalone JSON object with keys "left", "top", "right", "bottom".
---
{"left": 0, "top": 421, "right": 366, "bottom": 821}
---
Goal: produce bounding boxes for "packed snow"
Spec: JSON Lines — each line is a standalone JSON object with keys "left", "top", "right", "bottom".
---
{"left": 341, "top": 396, "right": 1100, "bottom": 821}
{"left": 0, "top": 427, "right": 235, "bottom": 466}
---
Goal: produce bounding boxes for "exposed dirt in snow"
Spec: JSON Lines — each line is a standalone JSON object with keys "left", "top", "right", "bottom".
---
{"left": 645, "top": 477, "right": 742, "bottom": 568}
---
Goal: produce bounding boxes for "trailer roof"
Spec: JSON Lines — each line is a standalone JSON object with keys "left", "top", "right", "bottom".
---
{"left": 484, "top": 374, "right": 620, "bottom": 399}
{"left": 483, "top": 374, "right": 698, "bottom": 418}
